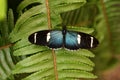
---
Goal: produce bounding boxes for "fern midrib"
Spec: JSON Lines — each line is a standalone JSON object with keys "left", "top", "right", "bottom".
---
{"left": 100, "top": 0, "right": 114, "bottom": 53}
{"left": 45, "top": 0, "right": 58, "bottom": 80}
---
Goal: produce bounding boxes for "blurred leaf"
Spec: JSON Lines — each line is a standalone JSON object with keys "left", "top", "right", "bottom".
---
{"left": 0, "top": 0, "right": 7, "bottom": 20}
{"left": 93, "top": 0, "right": 120, "bottom": 79}
{"left": 61, "top": 2, "right": 98, "bottom": 27}
{"left": 0, "top": 9, "right": 15, "bottom": 80}
{"left": 105, "top": 0, "right": 120, "bottom": 54}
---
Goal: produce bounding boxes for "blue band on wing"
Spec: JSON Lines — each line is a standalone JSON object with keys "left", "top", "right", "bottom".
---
{"left": 65, "top": 31, "right": 79, "bottom": 50}
{"left": 47, "top": 30, "right": 63, "bottom": 49}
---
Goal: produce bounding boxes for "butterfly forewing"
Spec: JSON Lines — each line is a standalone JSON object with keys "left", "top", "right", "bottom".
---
{"left": 29, "top": 30, "right": 50, "bottom": 46}
{"left": 77, "top": 32, "right": 99, "bottom": 49}
{"left": 29, "top": 30, "right": 63, "bottom": 49}
{"left": 64, "top": 31, "right": 99, "bottom": 50}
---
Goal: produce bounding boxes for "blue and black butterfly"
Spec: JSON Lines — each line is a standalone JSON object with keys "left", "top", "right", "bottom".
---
{"left": 28, "top": 26, "right": 99, "bottom": 50}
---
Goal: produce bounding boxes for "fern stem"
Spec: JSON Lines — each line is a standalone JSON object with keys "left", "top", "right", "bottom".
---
{"left": 0, "top": 44, "right": 13, "bottom": 50}
{"left": 45, "top": 0, "right": 58, "bottom": 80}
{"left": 100, "top": 0, "right": 113, "bottom": 52}
{"left": 45, "top": 0, "right": 52, "bottom": 29}
{"left": 52, "top": 49, "right": 58, "bottom": 80}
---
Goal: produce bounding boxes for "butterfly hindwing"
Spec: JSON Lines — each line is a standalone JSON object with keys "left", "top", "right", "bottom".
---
{"left": 65, "top": 31, "right": 79, "bottom": 50}
{"left": 47, "top": 30, "right": 63, "bottom": 49}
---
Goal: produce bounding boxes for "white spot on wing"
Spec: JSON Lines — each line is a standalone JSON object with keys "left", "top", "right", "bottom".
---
{"left": 77, "top": 35, "right": 81, "bottom": 44}
{"left": 47, "top": 32, "right": 50, "bottom": 42}
{"left": 90, "top": 37, "right": 93, "bottom": 48}
{"left": 34, "top": 33, "right": 37, "bottom": 43}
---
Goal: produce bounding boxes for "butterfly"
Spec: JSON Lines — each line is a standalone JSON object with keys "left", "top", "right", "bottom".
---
{"left": 28, "top": 27, "right": 99, "bottom": 50}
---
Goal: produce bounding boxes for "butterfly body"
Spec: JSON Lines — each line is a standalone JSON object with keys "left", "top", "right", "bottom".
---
{"left": 28, "top": 29, "right": 99, "bottom": 50}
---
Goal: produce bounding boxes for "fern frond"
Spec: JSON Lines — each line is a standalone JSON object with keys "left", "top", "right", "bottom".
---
{"left": 93, "top": 0, "right": 120, "bottom": 76}
{"left": 61, "top": 2, "right": 98, "bottom": 26}
{"left": 0, "top": 9, "right": 15, "bottom": 80}
{"left": 0, "top": 48, "right": 15, "bottom": 80}
{"left": 9, "top": 0, "right": 98, "bottom": 80}
{"left": 105, "top": 0, "right": 120, "bottom": 54}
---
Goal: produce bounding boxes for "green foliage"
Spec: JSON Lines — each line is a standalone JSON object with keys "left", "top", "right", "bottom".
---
{"left": 0, "top": 9, "right": 15, "bottom": 80}
{"left": 13, "top": 50, "right": 96, "bottom": 80}
{"left": 61, "top": 2, "right": 98, "bottom": 27}
{"left": 8, "top": 0, "right": 98, "bottom": 80}
{"left": 93, "top": 0, "right": 120, "bottom": 76}
{"left": 2, "top": 0, "right": 120, "bottom": 80}
{"left": 0, "top": 0, "right": 7, "bottom": 20}
{"left": 0, "top": 48, "right": 15, "bottom": 80}
{"left": 105, "top": 0, "right": 120, "bottom": 54}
